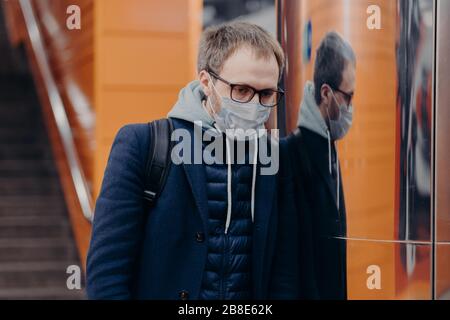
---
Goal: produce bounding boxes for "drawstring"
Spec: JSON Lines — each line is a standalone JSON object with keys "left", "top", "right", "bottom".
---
{"left": 327, "top": 130, "right": 332, "bottom": 174}
{"left": 335, "top": 142, "right": 340, "bottom": 211}
{"left": 325, "top": 102, "right": 342, "bottom": 211}
{"left": 327, "top": 129, "right": 340, "bottom": 210}
{"left": 222, "top": 132, "right": 258, "bottom": 235}
{"left": 224, "top": 136, "right": 232, "bottom": 234}
{"left": 250, "top": 135, "right": 258, "bottom": 224}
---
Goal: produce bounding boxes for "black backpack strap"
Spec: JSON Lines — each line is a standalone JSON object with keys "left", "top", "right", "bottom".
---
{"left": 143, "top": 118, "right": 174, "bottom": 206}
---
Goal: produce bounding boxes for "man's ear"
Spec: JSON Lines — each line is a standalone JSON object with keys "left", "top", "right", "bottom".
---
{"left": 199, "top": 70, "right": 212, "bottom": 97}
{"left": 320, "top": 84, "right": 331, "bottom": 106}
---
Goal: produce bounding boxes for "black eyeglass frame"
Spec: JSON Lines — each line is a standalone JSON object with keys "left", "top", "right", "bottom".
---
{"left": 328, "top": 84, "right": 354, "bottom": 108}
{"left": 208, "top": 69, "right": 285, "bottom": 108}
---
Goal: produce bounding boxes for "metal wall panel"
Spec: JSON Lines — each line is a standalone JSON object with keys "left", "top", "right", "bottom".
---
{"left": 395, "top": 0, "right": 434, "bottom": 243}
{"left": 434, "top": 0, "right": 450, "bottom": 301}
{"left": 435, "top": 0, "right": 450, "bottom": 243}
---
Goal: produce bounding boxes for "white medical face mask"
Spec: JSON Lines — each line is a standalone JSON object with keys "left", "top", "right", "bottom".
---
{"left": 327, "top": 90, "right": 353, "bottom": 141}
{"left": 206, "top": 75, "right": 271, "bottom": 140}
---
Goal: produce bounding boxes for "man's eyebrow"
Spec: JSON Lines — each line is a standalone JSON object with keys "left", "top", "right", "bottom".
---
{"left": 260, "top": 85, "right": 278, "bottom": 91}
{"left": 341, "top": 88, "right": 354, "bottom": 96}
{"left": 234, "top": 82, "right": 278, "bottom": 91}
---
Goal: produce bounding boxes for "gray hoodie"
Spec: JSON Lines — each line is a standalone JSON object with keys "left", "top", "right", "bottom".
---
{"left": 167, "top": 80, "right": 215, "bottom": 129}
{"left": 297, "top": 81, "right": 329, "bottom": 139}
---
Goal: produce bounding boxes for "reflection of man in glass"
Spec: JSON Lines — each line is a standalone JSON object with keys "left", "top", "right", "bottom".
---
{"left": 285, "top": 31, "right": 356, "bottom": 299}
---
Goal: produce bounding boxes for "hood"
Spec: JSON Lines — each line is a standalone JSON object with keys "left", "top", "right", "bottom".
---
{"left": 167, "top": 80, "right": 215, "bottom": 129}
{"left": 297, "top": 81, "right": 329, "bottom": 139}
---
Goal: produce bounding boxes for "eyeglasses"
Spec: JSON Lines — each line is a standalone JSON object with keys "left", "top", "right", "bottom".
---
{"left": 329, "top": 85, "right": 354, "bottom": 108}
{"left": 208, "top": 70, "right": 284, "bottom": 108}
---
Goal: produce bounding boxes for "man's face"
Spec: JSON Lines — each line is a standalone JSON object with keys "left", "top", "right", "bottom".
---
{"left": 325, "top": 62, "right": 356, "bottom": 120}
{"left": 200, "top": 46, "right": 280, "bottom": 115}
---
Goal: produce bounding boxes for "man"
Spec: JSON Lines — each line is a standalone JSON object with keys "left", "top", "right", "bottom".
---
{"left": 284, "top": 31, "right": 356, "bottom": 299}
{"left": 86, "top": 22, "right": 296, "bottom": 300}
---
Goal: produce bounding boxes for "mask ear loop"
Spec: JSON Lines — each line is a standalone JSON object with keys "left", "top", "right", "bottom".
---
{"left": 330, "top": 88, "right": 342, "bottom": 117}
{"left": 204, "top": 74, "right": 222, "bottom": 129}
{"left": 325, "top": 86, "right": 344, "bottom": 136}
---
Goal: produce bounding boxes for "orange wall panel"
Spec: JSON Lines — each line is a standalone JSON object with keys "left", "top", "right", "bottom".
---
{"left": 93, "top": 0, "right": 202, "bottom": 198}
{"left": 99, "top": 36, "right": 190, "bottom": 87}
{"left": 101, "top": 0, "right": 191, "bottom": 33}
{"left": 283, "top": 0, "right": 399, "bottom": 299}
{"left": 98, "top": 89, "right": 179, "bottom": 141}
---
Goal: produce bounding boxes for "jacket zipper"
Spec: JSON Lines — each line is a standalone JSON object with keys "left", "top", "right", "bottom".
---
{"left": 219, "top": 232, "right": 229, "bottom": 300}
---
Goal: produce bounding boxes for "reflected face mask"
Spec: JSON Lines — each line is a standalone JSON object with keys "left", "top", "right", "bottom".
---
{"left": 327, "top": 90, "right": 353, "bottom": 140}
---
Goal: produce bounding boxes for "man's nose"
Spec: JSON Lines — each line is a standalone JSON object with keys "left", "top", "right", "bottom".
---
{"left": 250, "top": 93, "right": 260, "bottom": 104}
